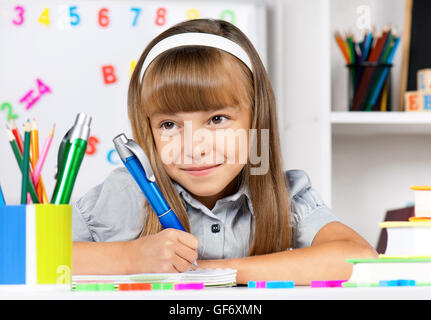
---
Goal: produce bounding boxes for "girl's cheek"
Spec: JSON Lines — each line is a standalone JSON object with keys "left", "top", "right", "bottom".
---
{"left": 213, "top": 140, "right": 226, "bottom": 164}
{"left": 157, "top": 134, "right": 183, "bottom": 166}
{"left": 216, "top": 135, "right": 248, "bottom": 165}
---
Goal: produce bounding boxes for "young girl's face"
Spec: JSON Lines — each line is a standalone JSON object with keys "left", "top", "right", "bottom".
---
{"left": 150, "top": 104, "right": 251, "bottom": 200}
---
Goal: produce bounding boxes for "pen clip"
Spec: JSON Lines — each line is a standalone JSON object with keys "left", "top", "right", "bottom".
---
{"left": 124, "top": 140, "right": 156, "bottom": 182}
{"left": 54, "top": 128, "right": 72, "bottom": 180}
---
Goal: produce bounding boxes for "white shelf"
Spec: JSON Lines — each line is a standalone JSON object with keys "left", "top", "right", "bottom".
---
{"left": 331, "top": 111, "right": 431, "bottom": 135}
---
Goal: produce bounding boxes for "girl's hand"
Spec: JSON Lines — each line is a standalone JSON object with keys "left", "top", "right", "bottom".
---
{"left": 127, "top": 228, "right": 199, "bottom": 273}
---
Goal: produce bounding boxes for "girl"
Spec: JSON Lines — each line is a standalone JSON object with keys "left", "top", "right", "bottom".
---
{"left": 72, "top": 19, "right": 377, "bottom": 285}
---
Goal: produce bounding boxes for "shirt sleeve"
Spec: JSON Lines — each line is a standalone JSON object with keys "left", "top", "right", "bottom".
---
{"left": 72, "top": 167, "right": 147, "bottom": 242}
{"left": 286, "top": 169, "right": 340, "bottom": 248}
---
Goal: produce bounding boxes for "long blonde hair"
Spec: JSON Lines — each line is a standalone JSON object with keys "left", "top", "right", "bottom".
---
{"left": 128, "top": 19, "right": 292, "bottom": 255}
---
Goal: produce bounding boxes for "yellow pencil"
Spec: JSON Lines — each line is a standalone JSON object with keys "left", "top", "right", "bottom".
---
{"left": 30, "top": 119, "right": 49, "bottom": 203}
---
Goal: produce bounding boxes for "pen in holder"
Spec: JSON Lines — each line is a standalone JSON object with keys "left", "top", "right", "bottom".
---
{"left": 0, "top": 204, "right": 72, "bottom": 289}
{"left": 347, "top": 62, "right": 392, "bottom": 112}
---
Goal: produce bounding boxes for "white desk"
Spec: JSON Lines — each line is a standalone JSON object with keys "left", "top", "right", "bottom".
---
{"left": 1, "top": 286, "right": 431, "bottom": 300}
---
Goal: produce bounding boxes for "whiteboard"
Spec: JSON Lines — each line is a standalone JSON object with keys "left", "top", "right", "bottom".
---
{"left": 0, "top": 0, "right": 266, "bottom": 204}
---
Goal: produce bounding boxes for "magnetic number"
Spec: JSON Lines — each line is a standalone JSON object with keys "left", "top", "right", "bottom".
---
{"left": 0, "top": 102, "right": 19, "bottom": 122}
{"left": 155, "top": 7, "right": 166, "bottom": 26}
{"left": 12, "top": 6, "right": 25, "bottom": 25}
{"left": 187, "top": 8, "right": 199, "bottom": 20}
{"left": 98, "top": 8, "right": 109, "bottom": 27}
{"left": 38, "top": 8, "right": 50, "bottom": 26}
{"left": 220, "top": 9, "right": 236, "bottom": 25}
{"left": 69, "top": 6, "right": 80, "bottom": 26}
{"left": 130, "top": 7, "right": 141, "bottom": 27}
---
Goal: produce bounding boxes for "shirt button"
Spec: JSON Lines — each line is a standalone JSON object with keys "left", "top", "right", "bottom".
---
{"left": 211, "top": 224, "right": 221, "bottom": 233}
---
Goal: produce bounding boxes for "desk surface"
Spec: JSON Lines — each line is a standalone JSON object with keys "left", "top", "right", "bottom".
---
{"left": 1, "top": 285, "right": 431, "bottom": 300}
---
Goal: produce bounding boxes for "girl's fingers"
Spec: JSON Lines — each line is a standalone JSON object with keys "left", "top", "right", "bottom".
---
{"left": 173, "top": 254, "right": 193, "bottom": 273}
{"left": 175, "top": 243, "right": 198, "bottom": 264}
{"left": 176, "top": 230, "right": 199, "bottom": 250}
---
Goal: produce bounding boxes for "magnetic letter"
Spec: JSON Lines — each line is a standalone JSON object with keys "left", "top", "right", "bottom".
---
{"left": 102, "top": 65, "right": 117, "bottom": 84}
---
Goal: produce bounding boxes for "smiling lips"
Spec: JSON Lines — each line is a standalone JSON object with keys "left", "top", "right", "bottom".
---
{"left": 180, "top": 164, "right": 222, "bottom": 177}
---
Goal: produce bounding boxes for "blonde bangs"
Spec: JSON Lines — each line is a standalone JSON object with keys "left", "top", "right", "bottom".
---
{"left": 140, "top": 46, "right": 253, "bottom": 116}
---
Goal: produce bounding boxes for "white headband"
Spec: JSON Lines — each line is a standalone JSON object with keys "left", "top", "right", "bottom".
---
{"left": 139, "top": 32, "right": 252, "bottom": 82}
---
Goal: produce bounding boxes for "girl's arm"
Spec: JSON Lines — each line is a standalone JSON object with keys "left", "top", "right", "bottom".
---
{"left": 72, "top": 241, "right": 131, "bottom": 275}
{"left": 72, "top": 229, "right": 199, "bottom": 275}
{"left": 197, "top": 221, "right": 378, "bottom": 285}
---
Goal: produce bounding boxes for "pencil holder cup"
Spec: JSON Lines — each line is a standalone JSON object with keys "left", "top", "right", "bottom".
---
{"left": 347, "top": 62, "right": 392, "bottom": 112}
{"left": 0, "top": 204, "right": 72, "bottom": 289}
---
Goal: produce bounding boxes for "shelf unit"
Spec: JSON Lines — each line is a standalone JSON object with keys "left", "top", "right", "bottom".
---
{"left": 331, "top": 111, "right": 431, "bottom": 135}
{"left": 275, "top": 0, "right": 425, "bottom": 246}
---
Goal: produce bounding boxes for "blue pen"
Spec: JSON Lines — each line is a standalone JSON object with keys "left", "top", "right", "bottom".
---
{"left": 113, "top": 133, "right": 185, "bottom": 231}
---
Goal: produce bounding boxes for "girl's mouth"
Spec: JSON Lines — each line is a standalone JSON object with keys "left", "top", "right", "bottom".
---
{"left": 180, "top": 164, "right": 222, "bottom": 177}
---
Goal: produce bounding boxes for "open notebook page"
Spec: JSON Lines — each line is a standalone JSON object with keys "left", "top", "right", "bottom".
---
{"left": 72, "top": 268, "right": 237, "bottom": 287}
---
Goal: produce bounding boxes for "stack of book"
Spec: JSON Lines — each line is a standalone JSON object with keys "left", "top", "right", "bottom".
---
{"left": 344, "top": 186, "right": 431, "bottom": 287}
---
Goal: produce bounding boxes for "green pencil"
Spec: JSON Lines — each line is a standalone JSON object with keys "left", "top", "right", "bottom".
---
{"left": 7, "top": 129, "right": 39, "bottom": 203}
{"left": 346, "top": 33, "right": 356, "bottom": 89}
{"left": 21, "top": 121, "right": 32, "bottom": 204}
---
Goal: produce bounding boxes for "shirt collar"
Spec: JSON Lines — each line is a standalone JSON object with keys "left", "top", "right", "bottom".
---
{"left": 171, "top": 170, "right": 254, "bottom": 215}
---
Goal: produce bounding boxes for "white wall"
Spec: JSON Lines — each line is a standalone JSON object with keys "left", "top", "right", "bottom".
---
{"left": 266, "top": 0, "right": 331, "bottom": 205}
{"left": 332, "top": 133, "right": 431, "bottom": 247}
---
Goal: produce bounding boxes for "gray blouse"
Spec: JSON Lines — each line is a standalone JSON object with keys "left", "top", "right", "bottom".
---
{"left": 72, "top": 168, "right": 340, "bottom": 259}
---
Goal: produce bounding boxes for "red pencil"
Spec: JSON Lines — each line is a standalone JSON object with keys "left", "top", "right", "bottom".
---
{"left": 9, "top": 118, "right": 24, "bottom": 153}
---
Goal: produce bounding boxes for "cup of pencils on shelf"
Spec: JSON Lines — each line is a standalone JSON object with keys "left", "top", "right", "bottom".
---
{"left": 334, "top": 26, "right": 401, "bottom": 112}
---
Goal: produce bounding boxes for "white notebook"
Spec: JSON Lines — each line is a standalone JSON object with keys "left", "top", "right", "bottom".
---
{"left": 72, "top": 268, "right": 237, "bottom": 287}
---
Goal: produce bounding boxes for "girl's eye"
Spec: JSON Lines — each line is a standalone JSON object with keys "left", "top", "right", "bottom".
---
{"left": 210, "top": 115, "right": 228, "bottom": 125}
{"left": 160, "top": 121, "right": 178, "bottom": 130}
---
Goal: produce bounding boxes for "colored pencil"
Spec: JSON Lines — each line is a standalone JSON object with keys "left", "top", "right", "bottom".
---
{"left": 346, "top": 33, "right": 356, "bottom": 65}
{"left": 354, "top": 30, "right": 373, "bottom": 93}
{"left": 9, "top": 118, "right": 24, "bottom": 153}
{"left": 7, "top": 128, "right": 39, "bottom": 203}
{"left": 21, "top": 120, "right": 31, "bottom": 204}
{"left": 33, "top": 124, "right": 55, "bottom": 188}
{"left": 335, "top": 26, "right": 400, "bottom": 112}
{"left": 29, "top": 119, "right": 49, "bottom": 203}
{"left": 380, "top": 86, "right": 388, "bottom": 111}
{"left": 353, "top": 28, "right": 388, "bottom": 110}
{"left": 362, "top": 31, "right": 373, "bottom": 61}
{"left": 11, "top": 118, "right": 48, "bottom": 203}
{"left": 11, "top": 119, "right": 31, "bottom": 203}
{"left": 334, "top": 31, "right": 350, "bottom": 63}
{"left": 30, "top": 119, "right": 41, "bottom": 200}
{"left": 366, "top": 36, "right": 401, "bottom": 110}
{"left": 362, "top": 30, "right": 394, "bottom": 111}
{"left": 0, "top": 181, "right": 5, "bottom": 205}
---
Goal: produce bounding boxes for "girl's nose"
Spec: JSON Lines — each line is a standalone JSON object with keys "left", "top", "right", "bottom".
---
{"left": 183, "top": 127, "right": 215, "bottom": 164}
